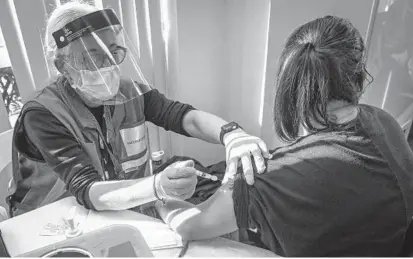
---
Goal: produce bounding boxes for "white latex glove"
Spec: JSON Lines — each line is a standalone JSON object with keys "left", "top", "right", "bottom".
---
{"left": 164, "top": 160, "right": 194, "bottom": 171}
{"left": 222, "top": 129, "right": 271, "bottom": 185}
{"left": 155, "top": 160, "right": 198, "bottom": 200}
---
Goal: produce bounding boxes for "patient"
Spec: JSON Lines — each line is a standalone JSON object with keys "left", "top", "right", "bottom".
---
{"left": 155, "top": 16, "right": 413, "bottom": 256}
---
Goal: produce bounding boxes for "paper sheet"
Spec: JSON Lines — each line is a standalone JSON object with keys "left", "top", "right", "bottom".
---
{"left": 138, "top": 223, "right": 183, "bottom": 250}
{"left": 85, "top": 210, "right": 183, "bottom": 250}
{"left": 39, "top": 223, "right": 66, "bottom": 236}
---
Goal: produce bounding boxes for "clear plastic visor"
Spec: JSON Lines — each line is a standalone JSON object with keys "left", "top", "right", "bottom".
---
{"left": 57, "top": 23, "right": 151, "bottom": 105}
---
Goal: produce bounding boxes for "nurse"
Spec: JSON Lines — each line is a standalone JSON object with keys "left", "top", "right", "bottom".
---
{"left": 8, "top": 1, "right": 270, "bottom": 216}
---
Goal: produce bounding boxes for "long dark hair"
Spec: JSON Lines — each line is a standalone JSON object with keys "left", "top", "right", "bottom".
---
{"left": 274, "top": 16, "right": 370, "bottom": 142}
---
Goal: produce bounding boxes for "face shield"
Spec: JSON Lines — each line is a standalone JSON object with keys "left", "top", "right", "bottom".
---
{"left": 52, "top": 9, "right": 151, "bottom": 105}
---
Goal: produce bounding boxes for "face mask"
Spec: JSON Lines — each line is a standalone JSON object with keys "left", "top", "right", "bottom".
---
{"left": 72, "top": 65, "right": 121, "bottom": 102}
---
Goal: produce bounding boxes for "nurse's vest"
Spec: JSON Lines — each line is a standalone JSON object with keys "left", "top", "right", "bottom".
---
{"left": 8, "top": 76, "right": 150, "bottom": 216}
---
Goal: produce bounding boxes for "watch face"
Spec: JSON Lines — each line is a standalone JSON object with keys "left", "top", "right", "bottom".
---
{"left": 223, "top": 123, "right": 238, "bottom": 131}
{"left": 220, "top": 122, "right": 241, "bottom": 144}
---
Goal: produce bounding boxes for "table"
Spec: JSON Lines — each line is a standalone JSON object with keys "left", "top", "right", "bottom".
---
{"left": 0, "top": 197, "right": 276, "bottom": 257}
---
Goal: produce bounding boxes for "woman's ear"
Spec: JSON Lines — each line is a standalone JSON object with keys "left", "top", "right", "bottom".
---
{"left": 53, "top": 57, "right": 65, "bottom": 75}
{"left": 54, "top": 57, "right": 74, "bottom": 84}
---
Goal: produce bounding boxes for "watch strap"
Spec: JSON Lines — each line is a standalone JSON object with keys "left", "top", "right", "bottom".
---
{"left": 220, "top": 122, "right": 242, "bottom": 145}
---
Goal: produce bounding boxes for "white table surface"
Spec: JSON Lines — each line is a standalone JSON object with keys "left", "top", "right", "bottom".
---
{"left": 0, "top": 197, "right": 276, "bottom": 257}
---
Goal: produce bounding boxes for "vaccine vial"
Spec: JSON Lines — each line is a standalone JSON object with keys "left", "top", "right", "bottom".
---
{"left": 151, "top": 150, "right": 165, "bottom": 170}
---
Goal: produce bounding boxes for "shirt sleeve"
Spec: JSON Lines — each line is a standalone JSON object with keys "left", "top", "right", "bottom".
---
{"left": 143, "top": 89, "right": 196, "bottom": 137}
{"left": 232, "top": 153, "right": 346, "bottom": 256}
{"left": 232, "top": 157, "right": 316, "bottom": 256}
{"left": 22, "top": 108, "right": 101, "bottom": 210}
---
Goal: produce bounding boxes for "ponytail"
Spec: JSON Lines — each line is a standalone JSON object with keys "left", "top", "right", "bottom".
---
{"left": 273, "top": 16, "right": 367, "bottom": 142}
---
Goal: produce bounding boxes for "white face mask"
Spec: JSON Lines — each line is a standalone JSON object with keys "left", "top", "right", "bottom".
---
{"left": 72, "top": 65, "right": 121, "bottom": 102}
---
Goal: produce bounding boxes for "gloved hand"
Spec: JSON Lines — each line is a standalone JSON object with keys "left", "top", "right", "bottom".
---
{"left": 222, "top": 129, "right": 272, "bottom": 185}
{"left": 154, "top": 160, "right": 198, "bottom": 201}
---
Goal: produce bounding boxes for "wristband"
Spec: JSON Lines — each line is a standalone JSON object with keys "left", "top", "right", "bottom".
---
{"left": 153, "top": 174, "right": 165, "bottom": 205}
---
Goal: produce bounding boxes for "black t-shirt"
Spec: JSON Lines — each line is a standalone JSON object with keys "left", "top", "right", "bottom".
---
{"left": 233, "top": 104, "right": 413, "bottom": 256}
{"left": 20, "top": 87, "right": 195, "bottom": 209}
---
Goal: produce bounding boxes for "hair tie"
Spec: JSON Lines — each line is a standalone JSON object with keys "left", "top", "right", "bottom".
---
{"left": 304, "top": 42, "right": 316, "bottom": 51}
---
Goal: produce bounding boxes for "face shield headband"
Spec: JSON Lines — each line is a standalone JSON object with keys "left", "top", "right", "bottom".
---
{"left": 52, "top": 9, "right": 120, "bottom": 49}
{"left": 50, "top": 8, "right": 153, "bottom": 106}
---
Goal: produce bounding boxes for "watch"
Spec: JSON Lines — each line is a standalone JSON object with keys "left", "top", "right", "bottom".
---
{"left": 220, "top": 122, "right": 242, "bottom": 145}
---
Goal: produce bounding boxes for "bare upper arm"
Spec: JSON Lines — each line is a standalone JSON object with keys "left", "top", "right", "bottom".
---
{"left": 157, "top": 185, "right": 238, "bottom": 240}
{"left": 197, "top": 187, "right": 239, "bottom": 238}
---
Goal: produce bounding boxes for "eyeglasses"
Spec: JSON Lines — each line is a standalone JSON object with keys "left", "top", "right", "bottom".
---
{"left": 80, "top": 46, "right": 127, "bottom": 70}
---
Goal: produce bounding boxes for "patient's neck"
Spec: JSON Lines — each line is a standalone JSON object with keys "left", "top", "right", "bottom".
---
{"left": 299, "top": 100, "right": 359, "bottom": 136}
{"left": 326, "top": 100, "right": 359, "bottom": 123}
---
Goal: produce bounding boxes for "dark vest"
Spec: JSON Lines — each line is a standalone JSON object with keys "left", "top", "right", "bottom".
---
{"left": 8, "top": 77, "right": 150, "bottom": 216}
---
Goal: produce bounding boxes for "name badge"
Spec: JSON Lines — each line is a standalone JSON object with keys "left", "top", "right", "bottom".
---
{"left": 120, "top": 124, "right": 146, "bottom": 157}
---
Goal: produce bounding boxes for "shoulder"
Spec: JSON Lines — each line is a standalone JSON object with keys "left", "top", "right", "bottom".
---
{"left": 272, "top": 131, "right": 352, "bottom": 162}
{"left": 20, "top": 80, "right": 62, "bottom": 128}
{"left": 357, "top": 104, "right": 406, "bottom": 142}
{"left": 16, "top": 104, "right": 64, "bottom": 148}
{"left": 119, "top": 77, "right": 152, "bottom": 97}
{"left": 358, "top": 104, "right": 399, "bottom": 125}
{"left": 19, "top": 77, "right": 66, "bottom": 110}
{"left": 23, "top": 105, "right": 56, "bottom": 127}
{"left": 17, "top": 94, "right": 63, "bottom": 136}
{"left": 143, "top": 88, "right": 164, "bottom": 104}
{"left": 13, "top": 103, "right": 63, "bottom": 160}
{"left": 257, "top": 131, "right": 375, "bottom": 191}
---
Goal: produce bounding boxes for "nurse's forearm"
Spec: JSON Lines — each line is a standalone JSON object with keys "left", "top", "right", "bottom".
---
{"left": 182, "top": 110, "right": 227, "bottom": 144}
{"left": 87, "top": 176, "right": 157, "bottom": 211}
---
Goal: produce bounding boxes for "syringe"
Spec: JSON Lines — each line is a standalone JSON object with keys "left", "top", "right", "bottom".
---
{"left": 193, "top": 170, "right": 219, "bottom": 181}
